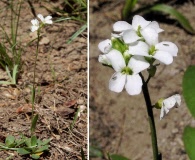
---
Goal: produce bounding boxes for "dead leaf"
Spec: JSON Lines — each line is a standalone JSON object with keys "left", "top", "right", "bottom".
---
{"left": 16, "top": 104, "right": 32, "bottom": 114}
{"left": 55, "top": 106, "right": 75, "bottom": 116}
{"left": 64, "top": 100, "right": 77, "bottom": 108}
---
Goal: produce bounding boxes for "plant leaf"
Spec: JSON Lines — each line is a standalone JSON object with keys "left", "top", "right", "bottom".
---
{"left": 41, "top": 139, "right": 50, "bottom": 146}
{"left": 31, "top": 154, "right": 40, "bottom": 159}
{"left": 110, "top": 154, "right": 130, "bottom": 160}
{"left": 35, "top": 145, "right": 49, "bottom": 153}
{"left": 5, "top": 135, "right": 15, "bottom": 147}
{"left": 31, "top": 136, "right": 37, "bottom": 147}
{"left": 150, "top": 4, "right": 195, "bottom": 34}
{"left": 17, "top": 148, "right": 31, "bottom": 155}
{"left": 122, "top": 0, "right": 138, "bottom": 20}
{"left": 67, "top": 23, "right": 87, "bottom": 44}
{"left": 183, "top": 126, "right": 195, "bottom": 159}
{"left": 81, "top": 147, "right": 86, "bottom": 160}
{"left": 31, "top": 114, "right": 38, "bottom": 133}
{"left": 89, "top": 146, "right": 103, "bottom": 158}
{"left": 183, "top": 66, "right": 195, "bottom": 118}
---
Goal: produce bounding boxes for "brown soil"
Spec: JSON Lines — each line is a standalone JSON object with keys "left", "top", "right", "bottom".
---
{"left": 0, "top": 1, "right": 87, "bottom": 159}
{"left": 89, "top": 1, "right": 195, "bottom": 160}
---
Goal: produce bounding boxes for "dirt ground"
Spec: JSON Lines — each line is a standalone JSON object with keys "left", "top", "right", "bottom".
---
{"left": 0, "top": 0, "right": 87, "bottom": 159}
{"left": 89, "top": 1, "right": 195, "bottom": 160}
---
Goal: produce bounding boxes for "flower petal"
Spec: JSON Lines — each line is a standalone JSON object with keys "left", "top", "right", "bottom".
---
{"left": 163, "top": 96, "right": 177, "bottom": 110}
{"left": 123, "top": 30, "right": 141, "bottom": 44}
{"left": 98, "top": 39, "right": 112, "bottom": 54}
{"left": 132, "top": 15, "right": 151, "bottom": 30}
{"left": 109, "top": 72, "right": 126, "bottom": 93}
{"left": 128, "top": 41, "right": 149, "bottom": 56}
{"left": 113, "top": 21, "right": 132, "bottom": 32}
{"left": 106, "top": 49, "right": 126, "bottom": 72}
{"left": 31, "top": 26, "right": 39, "bottom": 32}
{"left": 160, "top": 106, "right": 166, "bottom": 120}
{"left": 171, "top": 94, "right": 181, "bottom": 106}
{"left": 128, "top": 56, "right": 150, "bottom": 74}
{"left": 147, "top": 21, "right": 164, "bottom": 33}
{"left": 155, "top": 41, "right": 178, "bottom": 57}
{"left": 98, "top": 54, "right": 111, "bottom": 65}
{"left": 141, "top": 27, "right": 159, "bottom": 45}
{"left": 45, "top": 16, "right": 53, "bottom": 24}
{"left": 153, "top": 51, "right": 173, "bottom": 65}
{"left": 125, "top": 74, "right": 142, "bottom": 95}
{"left": 37, "top": 14, "right": 44, "bottom": 22}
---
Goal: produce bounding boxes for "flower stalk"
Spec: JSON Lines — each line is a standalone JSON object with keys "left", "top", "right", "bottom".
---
{"left": 140, "top": 73, "right": 161, "bottom": 160}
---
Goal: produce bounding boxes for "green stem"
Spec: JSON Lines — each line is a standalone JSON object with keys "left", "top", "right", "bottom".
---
{"left": 140, "top": 73, "right": 161, "bottom": 160}
{"left": 31, "top": 31, "right": 40, "bottom": 123}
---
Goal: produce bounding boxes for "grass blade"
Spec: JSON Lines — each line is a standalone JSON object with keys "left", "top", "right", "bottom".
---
{"left": 150, "top": 4, "right": 195, "bottom": 34}
{"left": 67, "top": 23, "right": 87, "bottom": 44}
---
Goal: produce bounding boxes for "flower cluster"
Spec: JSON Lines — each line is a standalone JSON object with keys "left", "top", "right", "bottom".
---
{"left": 98, "top": 15, "right": 178, "bottom": 95}
{"left": 31, "top": 14, "right": 53, "bottom": 32}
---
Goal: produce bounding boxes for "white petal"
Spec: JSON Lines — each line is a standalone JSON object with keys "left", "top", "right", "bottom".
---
{"left": 163, "top": 97, "right": 177, "bottom": 110}
{"left": 171, "top": 94, "right": 181, "bottom": 106}
{"left": 109, "top": 72, "right": 126, "bottom": 93}
{"left": 141, "top": 27, "right": 159, "bottom": 45}
{"left": 31, "top": 19, "right": 39, "bottom": 25}
{"left": 125, "top": 74, "right": 142, "bottom": 95}
{"left": 147, "top": 21, "right": 164, "bottom": 33}
{"left": 123, "top": 30, "right": 141, "bottom": 44}
{"left": 160, "top": 106, "right": 165, "bottom": 120}
{"left": 98, "top": 39, "right": 112, "bottom": 54}
{"left": 128, "top": 56, "right": 150, "bottom": 74}
{"left": 45, "top": 16, "right": 53, "bottom": 24}
{"left": 98, "top": 54, "right": 111, "bottom": 65}
{"left": 37, "top": 14, "right": 44, "bottom": 22}
{"left": 106, "top": 49, "right": 126, "bottom": 72}
{"left": 45, "top": 16, "right": 52, "bottom": 21}
{"left": 132, "top": 15, "right": 151, "bottom": 30}
{"left": 31, "top": 26, "right": 38, "bottom": 32}
{"left": 111, "top": 33, "right": 122, "bottom": 38}
{"left": 155, "top": 41, "right": 178, "bottom": 57}
{"left": 153, "top": 51, "right": 173, "bottom": 65}
{"left": 128, "top": 41, "right": 149, "bottom": 56}
{"left": 113, "top": 21, "right": 132, "bottom": 32}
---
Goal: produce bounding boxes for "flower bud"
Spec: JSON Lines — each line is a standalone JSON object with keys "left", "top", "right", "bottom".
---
{"left": 111, "top": 38, "right": 128, "bottom": 54}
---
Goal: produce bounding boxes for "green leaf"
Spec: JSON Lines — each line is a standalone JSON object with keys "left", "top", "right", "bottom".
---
{"left": 183, "top": 126, "right": 195, "bottom": 159}
{"left": 5, "top": 135, "right": 15, "bottom": 147}
{"left": 31, "top": 154, "right": 40, "bottom": 159}
{"left": 35, "top": 145, "right": 49, "bottom": 153}
{"left": 67, "top": 23, "right": 87, "bottom": 44}
{"left": 89, "top": 146, "right": 103, "bottom": 158}
{"left": 122, "top": 0, "right": 138, "bottom": 20}
{"left": 31, "top": 136, "right": 37, "bottom": 147}
{"left": 81, "top": 147, "right": 86, "bottom": 160}
{"left": 41, "top": 139, "right": 50, "bottom": 146}
{"left": 110, "top": 154, "right": 130, "bottom": 160}
{"left": 25, "top": 138, "right": 31, "bottom": 147}
{"left": 150, "top": 4, "right": 195, "bottom": 34}
{"left": 31, "top": 114, "right": 38, "bottom": 133}
{"left": 17, "top": 148, "right": 31, "bottom": 155}
{"left": 183, "top": 66, "right": 195, "bottom": 118}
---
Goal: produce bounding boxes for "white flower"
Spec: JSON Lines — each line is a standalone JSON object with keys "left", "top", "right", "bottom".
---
{"left": 98, "top": 39, "right": 112, "bottom": 65}
{"left": 106, "top": 49, "right": 149, "bottom": 95}
{"left": 37, "top": 14, "right": 53, "bottom": 24}
{"left": 128, "top": 41, "right": 178, "bottom": 65}
{"left": 114, "top": 15, "right": 163, "bottom": 45}
{"left": 160, "top": 94, "right": 181, "bottom": 120}
{"left": 98, "top": 39, "right": 112, "bottom": 54}
{"left": 31, "top": 19, "right": 39, "bottom": 32}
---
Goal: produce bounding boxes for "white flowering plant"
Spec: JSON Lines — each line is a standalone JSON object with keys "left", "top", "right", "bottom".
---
{"left": 98, "top": 15, "right": 181, "bottom": 160}
{"left": 0, "top": 13, "right": 53, "bottom": 159}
